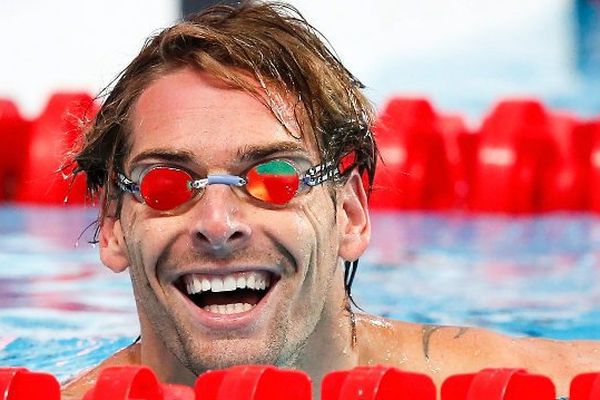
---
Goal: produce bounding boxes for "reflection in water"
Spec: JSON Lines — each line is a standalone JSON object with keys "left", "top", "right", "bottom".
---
{"left": 361, "top": 211, "right": 600, "bottom": 339}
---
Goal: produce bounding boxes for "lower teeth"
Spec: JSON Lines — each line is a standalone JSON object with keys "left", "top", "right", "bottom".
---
{"left": 204, "top": 303, "right": 254, "bottom": 314}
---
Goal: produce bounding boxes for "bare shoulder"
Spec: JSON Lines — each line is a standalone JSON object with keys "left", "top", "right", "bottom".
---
{"left": 355, "top": 313, "right": 600, "bottom": 396}
{"left": 61, "top": 342, "right": 141, "bottom": 400}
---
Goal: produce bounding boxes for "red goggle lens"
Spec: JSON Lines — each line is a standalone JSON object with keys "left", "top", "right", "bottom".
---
{"left": 136, "top": 160, "right": 301, "bottom": 211}
{"left": 139, "top": 167, "right": 194, "bottom": 211}
{"left": 245, "top": 160, "right": 300, "bottom": 205}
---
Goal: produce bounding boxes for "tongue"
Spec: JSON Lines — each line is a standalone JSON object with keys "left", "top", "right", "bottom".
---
{"left": 197, "top": 289, "right": 264, "bottom": 307}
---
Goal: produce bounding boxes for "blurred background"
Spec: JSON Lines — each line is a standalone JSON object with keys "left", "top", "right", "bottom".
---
{"left": 1, "top": 0, "right": 598, "bottom": 120}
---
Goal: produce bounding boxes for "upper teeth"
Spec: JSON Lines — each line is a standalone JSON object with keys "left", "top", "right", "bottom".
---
{"left": 184, "top": 271, "right": 271, "bottom": 295}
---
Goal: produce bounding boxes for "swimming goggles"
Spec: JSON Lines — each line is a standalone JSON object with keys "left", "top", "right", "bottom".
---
{"left": 117, "top": 158, "right": 340, "bottom": 211}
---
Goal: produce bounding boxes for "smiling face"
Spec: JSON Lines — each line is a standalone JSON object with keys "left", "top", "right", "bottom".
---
{"left": 98, "top": 67, "right": 371, "bottom": 376}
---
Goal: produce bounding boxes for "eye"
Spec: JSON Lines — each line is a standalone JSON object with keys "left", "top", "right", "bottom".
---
{"left": 139, "top": 167, "right": 194, "bottom": 211}
{"left": 245, "top": 159, "right": 300, "bottom": 205}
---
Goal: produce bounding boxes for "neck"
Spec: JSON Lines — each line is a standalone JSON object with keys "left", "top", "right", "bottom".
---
{"left": 292, "top": 287, "right": 359, "bottom": 398}
{"left": 137, "top": 312, "right": 198, "bottom": 386}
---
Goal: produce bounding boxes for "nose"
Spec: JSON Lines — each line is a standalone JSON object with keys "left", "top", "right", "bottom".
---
{"left": 188, "top": 184, "right": 252, "bottom": 255}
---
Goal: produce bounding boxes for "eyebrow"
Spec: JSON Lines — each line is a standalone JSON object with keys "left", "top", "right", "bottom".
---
{"left": 128, "top": 149, "right": 197, "bottom": 168}
{"left": 237, "top": 142, "right": 310, "bottom": 163}
{"left": 127, "top": 141, "right": 310, "bottom": 169}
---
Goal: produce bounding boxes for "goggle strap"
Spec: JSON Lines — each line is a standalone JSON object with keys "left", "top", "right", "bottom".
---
{"left": 117, "top": 173, "right": 139, "bottom": 194}
{"left": 189, "top": 175, "right": 247, "bottom": 190}
{"left": 302, "top": 161, "right": 339, "bottom": 187}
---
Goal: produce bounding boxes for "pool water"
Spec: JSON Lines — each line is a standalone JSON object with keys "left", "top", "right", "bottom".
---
{"left": 1, "top": 206, "right": 600, "bottom": 382}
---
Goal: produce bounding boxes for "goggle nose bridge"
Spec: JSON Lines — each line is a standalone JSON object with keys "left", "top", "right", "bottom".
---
{"left": 188, "top": 174, "right": 247, "bottom": 190}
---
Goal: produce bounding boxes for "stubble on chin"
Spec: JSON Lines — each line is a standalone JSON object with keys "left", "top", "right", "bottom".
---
{"left": 176, "top": 331, "right": 291, "bottom": 374}
{"left": 178, "top": 294, "right": 330, "bottom": 375}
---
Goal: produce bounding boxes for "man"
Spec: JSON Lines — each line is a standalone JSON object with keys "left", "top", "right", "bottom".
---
{"left": 63, "top": 2, "right": 600, "bottom": 399}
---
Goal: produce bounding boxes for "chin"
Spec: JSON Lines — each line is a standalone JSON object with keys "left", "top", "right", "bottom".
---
{"left": 182, "top": 336, "right": 291, "bottom": 373}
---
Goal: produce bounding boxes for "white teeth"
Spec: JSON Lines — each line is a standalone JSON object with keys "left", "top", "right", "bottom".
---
{"left": 223, "top": 276, "right": 236, "bottom": 291}
{"left": 236, "top": 276, "right": 246, "bottom": 289}
{"left": 256, "top": 276, "right": 269, "bottom": 290}
{"left": 211, "top": 277, "right": 224, "bottom": 292}
{"left": 247, "top": 274, "right": 256, "bottom": 289}
{"left": 183, "top": 271, "right": 272, "bottom": 295}
{"left": 203, "top": 303, "right": 254, "bottom": 315}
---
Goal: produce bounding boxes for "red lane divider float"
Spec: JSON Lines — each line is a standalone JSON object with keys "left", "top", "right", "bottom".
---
{"left": 196, "top": 365, "right": 311, "bottom": 400}
{"left": 539, "top": 112, "right": 588, "bottom": 211}
{"left": 587, "top": 120, "right": 600, "bottom": 212}
{"left": 468, "top": 99, "right": 554, "bottom": 213}
{"left": 14, "top": 92, "right": 97, "bottom": 205}
{"left": 83, "top": 366, "right": 194, "bottom": 400}
{"left": 322, "top": 365, "right": 435, "bottom": 399}
{"left": 372, "top": 98, "right": 456, "bottom": 210}
{"left": 570, "top": 372, "right": 600, "bottom": 400}
{"left": 437, "top": 113, "right": 478, "bottom": 210}
{"left": 370, "top": 96, "right": 599, "bottom": 212}
{"left": 7, "top": 364, "right": 600, "bottom": 399}
{"left": 0, "top": 367, "right": 61, "bottom": 399}
{"left": 0, "top": 100, "right": 29, "bottom": 201}
{"left": 441, "top": 368, "right": 555, "bottom": 400}
{"left": 0, "top": 94, "right": 598, "bottom": 211}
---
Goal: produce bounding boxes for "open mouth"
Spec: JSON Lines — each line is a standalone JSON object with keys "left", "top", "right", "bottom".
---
{"left": 178, "top": 271, "right": 277, "bottom": 315}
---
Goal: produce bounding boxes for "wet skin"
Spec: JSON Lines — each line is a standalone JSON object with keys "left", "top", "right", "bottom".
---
{"left": 62, "top": 68, "right": 600, "bottom": 399}
{"left": 77, "top": 67, "right": 370, "bottom": 399}
{"left": 63, "top": 315, "right": 600, "bottom": 399}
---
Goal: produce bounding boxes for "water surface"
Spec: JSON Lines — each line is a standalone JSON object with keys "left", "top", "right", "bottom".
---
{"left": 1, "top": 206, "right": 599, "bottom": 381}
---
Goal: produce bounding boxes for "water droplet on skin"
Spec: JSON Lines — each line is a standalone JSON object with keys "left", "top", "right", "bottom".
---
{"left": 383, "top": 350, "right": 392, "bottom": 361}
{"left": 368, "top": 318, "right": 393, "bottom": 330}
{"left": 428, "top": 366, "right": 441, "bottom": 374}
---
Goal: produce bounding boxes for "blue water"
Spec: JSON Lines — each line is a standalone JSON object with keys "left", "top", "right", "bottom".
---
{"left": 1, "top": 206, "right": 600, "bottom": 382}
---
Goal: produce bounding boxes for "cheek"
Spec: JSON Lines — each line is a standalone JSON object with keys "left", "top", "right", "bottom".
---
{"left": 120, "top": 206, "right": 180, "bottom": 275}
{"left": 296, "top": 193, "right": 338, "bottom": 265}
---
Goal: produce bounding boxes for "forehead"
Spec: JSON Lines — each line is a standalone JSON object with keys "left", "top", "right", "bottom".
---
{"left": 127, "top": 67, "right": 317, "bottom": 168}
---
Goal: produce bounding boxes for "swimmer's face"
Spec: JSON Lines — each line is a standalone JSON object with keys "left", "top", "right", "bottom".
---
{"left": 98, "top": 67, "right": 370, "bottom": 374}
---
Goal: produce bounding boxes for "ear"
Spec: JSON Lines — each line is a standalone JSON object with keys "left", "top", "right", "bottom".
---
{"left": 99, "top": 215, "right": 130, "bottom": 273}
{"left": 337, "top": 170, "right": 371, "bottom": 261}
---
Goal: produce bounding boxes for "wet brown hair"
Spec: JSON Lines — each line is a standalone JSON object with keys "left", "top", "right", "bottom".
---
{"left": 71, "top": 0, "right": 377, "bottom": 222}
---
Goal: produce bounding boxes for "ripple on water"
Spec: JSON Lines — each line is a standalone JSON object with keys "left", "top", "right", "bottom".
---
{"left": 0, "top": 336, "right": 136, "bottom": 382}
{"left": 2, "top": 208, "right": 600, "bottom": 380}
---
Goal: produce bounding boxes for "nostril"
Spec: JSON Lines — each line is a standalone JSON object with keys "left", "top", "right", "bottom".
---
{"left": 230, "top": 231, "right": 245, "bottom": 241}
{"left": 194, "top": 231, "right": 210, "bottom": 243}
{"left": 190, "top": 205, "right": 252, "bottom": 251}
{"left": 192, "top": 227, "right": 250, "bottom": 252}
